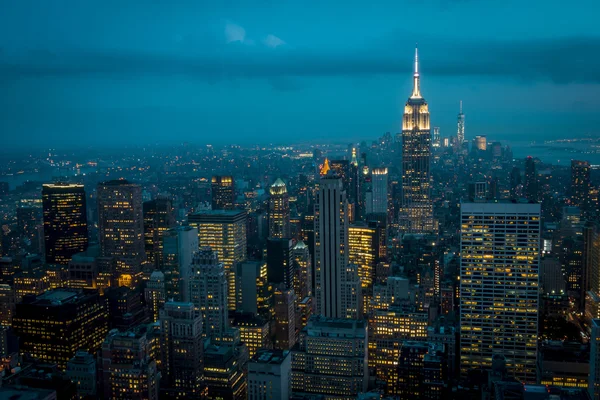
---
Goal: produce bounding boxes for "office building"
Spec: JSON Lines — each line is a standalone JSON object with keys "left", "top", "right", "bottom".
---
{"left": 369, "top": 168, "right": 388, "bottom": 215}
{"left": 97, "top": 180, "right": 145, "bottom": 284}
{"left": 143, "top": 198, "right": 175, "bottom": 268}
{"left": 572, "top": 160, "right": 591, "bottom": 212}
{"left": 66, "top": 350, "right": 97, "bottom": 399}
{"left": 188, "top": 210, "right": 247, "bottom": 310}
{"left": 204, "top": 337, "right": 249, "bottom": 400}
{"left": 162, "top": 226, "right": 198, "bottom": 301}
{"left": 13, "top": 288, "right": 108, "bottom": 370}
{"left": 104, "top": 286, "right": 147, "bottom": 331}
{"left": 524, "top": 157, "right": 538, "bottom": 202}
{"left": 42, "top": 183, "right": 88, "bottom": 265}
{"left": 274, "top": 287, "right": 296, "bottom": 350}
{"left": 189, "top": 247, "right": 229, "bottom": 341}
{"left": 590, "top": 319, "right": 600, "bottom": 400}
{"left": 145, "top": 270, "right": 166, "bottom": 322}
{"left": 400, "top": 47, "right": 434, "bottom": 233}
{"left": 101, "top": 325, "right": 160, "bottom": 400}
{"left": 266, "top": 238, "right": 294, "bottom": 289}
{"left": 269, "top": 178, "right": 291, "bottom": 238}
{"left": 397, "top": 342, "right": 447, "bottom": 400}
{"left": 160, "top": 301, "right": 204, "bottom": 398}
{"left": 292, "top": 241, "right": 312, "bottom": 301}
{"left": 474, "top": 135, "right": 487, "bottom": 151}
{"left": 0, "top": 283, "right": 15, "bottom": 326}
{"left": 460, "top": 201, "right": 541, "bottom": 383}
{"left": 349, "top": 222, "right": 380, "bottom": 293}
{"left": 456, "top": 101, "right": 465, "bottom": 146}
{"left": 314, "top": 170, "right": 350, "bottom": 318}
{"left": 211, "top": 175, "right": 235, "bottom": 210}
{"left": 248, "top": 349, "right": 291, "bottom": 400}
{"left": 291, "top": 316, "right": 368, "bottom": 398}
{"left": 235, "top": 260, "right": 272, "bottom": 320}
{"left": 231, "top": 312, "right": 271, "bottom": 357}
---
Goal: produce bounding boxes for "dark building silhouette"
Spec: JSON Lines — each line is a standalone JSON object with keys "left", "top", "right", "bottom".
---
{"left": 43, "top": 183, "right": 88, "bottom": 265}
{"left": 12, "top": 288, "right": 108, "bottom": 370}
{"left": 143, "top": 197, "right": 175, "bottom": 268}
{"left": 211, "top": 175, "right": 235, "bottom": 210}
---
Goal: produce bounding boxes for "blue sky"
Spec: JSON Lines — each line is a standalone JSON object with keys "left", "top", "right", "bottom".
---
{"left": 1, "top": 0, "right": 599, "bottom": 150}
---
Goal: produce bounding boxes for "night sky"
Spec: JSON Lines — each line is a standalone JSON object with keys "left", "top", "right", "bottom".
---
{"left": 1, "top": 0, "right": 599, "bottom": 150}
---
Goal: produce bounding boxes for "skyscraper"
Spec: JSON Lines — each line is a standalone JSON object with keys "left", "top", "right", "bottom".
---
{"left": 269, "top": 178, "right": 291, "bottom": 238}
{"left": 188, "top": 210, "right": 247, "bottom": 310}
{"left": 370, "top": 167, "right": 389, "bottom": 215}
{"left": 590, "top": 319, "right": 600, "bottom": 400}
{"left": 160, "top": 301, "right": 204, "bottom": 398}
{"left": 143, "top": 197, "right": 175, "bottom": 268}
{"left": 524, "top": 157, "right": 538, "bottom": 202}
{"left": 456, "top": 100, "right": 465, "bottom": 146}
{"left": 291, "top": 316, "right": 368, "bottom": 398}
{"left": 144, "top": 270, "right": 166, "bottom": 322}
{"left": 400, "top": 47, "right": 434, "bottom": 233}
{"left": 42, "top": 183, "right": 88, "bottom": 265}
{"left": 266, "top": 238, "right": 294, "bottom": 289}
{"left": 162, "top": 226, "right": 198, "bottom": 302}
{"left": 460, "top": 201, "right": 540, "bottom": 383}
{"left": 101, "top": 325, "right": 160, "bottom": 400}
{"left": 97, "top": 180, "right": 145, "bottom": 284}
{"left": 314, "top": 170, "right": 349, "bottom": 318}
{"left": 211, "top": 175, "right": 235, "bottom": 210}
{"left": 572, "top": 160, "right": 591, "bottom": 212}
{"left": 13, "top": 288, "right": 108, "bottom": 370}
{"left": 273, "top": 287, "right": 296, "bottom": 350}
{"left": 189, "top": 247, "right": 229, "bottom": 341}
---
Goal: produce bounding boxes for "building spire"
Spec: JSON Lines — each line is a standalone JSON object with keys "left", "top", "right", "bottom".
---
{"left": 411, "top": 44, "right": 421, "bottom": 98}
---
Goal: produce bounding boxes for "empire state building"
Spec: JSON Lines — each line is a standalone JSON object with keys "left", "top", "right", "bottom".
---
{"left": 400, "top": 47, "right": 435, "bottom": 233}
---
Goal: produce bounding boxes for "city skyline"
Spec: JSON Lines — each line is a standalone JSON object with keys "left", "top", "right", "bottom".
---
{"left": 1, "top": 1, "right": 599, "bottom": 150}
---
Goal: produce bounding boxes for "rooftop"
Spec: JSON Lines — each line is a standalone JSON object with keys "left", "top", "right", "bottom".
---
{"left": 251, "top": 349, "right": 289, "bottom": 365}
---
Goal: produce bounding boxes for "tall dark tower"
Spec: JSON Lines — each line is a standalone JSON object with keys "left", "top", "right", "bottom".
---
{"left": 571, "top": 160, "right": 591, "bottom": 212}
{"left": 42, "top": 183, "right": 88, "bottom": 265}
{"left": 400, "top": 47, "right": 434, "bottom": 233}
{"left": 457, "top": 100, "right": 465, "bottom": 146}
{"left": 211, "top": 175, "right": 235, "bottom": 210}
{"left": 143, "top": 197, "right": 175, "bottom": 269}
{"left": 269, "top": 178, "right": 290, "bottom": 239}
{"left": 524, "top": 157, "right": 538, "bottom": 202}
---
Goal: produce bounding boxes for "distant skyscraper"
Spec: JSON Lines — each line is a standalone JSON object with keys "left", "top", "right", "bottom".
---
{"left": 160, "top": 301, "right": 204, "bottom": 398}
{"left": 432, "top": 127, "right": 441, "bottom": 148}
{"left": 401, "top": 47, "right": 434, "bottom": 233}
{"left": 572, "top": 160, "right": 591, "bottom": 212}
{"left": 211, "top": 175, "right": 235, "bottom": 210}
{"left": 474, "top": 135, "right": 487, "bottom": 151}
{"left": 370, "top": 168, "right": 389, "bottom": 215}
{"left": 143, "top": 198, "right": 175, "bottom": 268}
{"left": 235, "top": 261, "right": 271, "bottom": 320}
{"left": 460, "top": 201, "right": 540, "bottom": 383}
{"left": 188, "top": 210, "right": 247, "bottom": 310}
{"left": 269, "top": 178, "right": 291, "bottom": 238}
{"left": 189, "top": 247, "right": 229, "bottom": 341}
{"left": 457, "top": 100, "right": 465, "bottom": 146}
{"left": 42, "top": 183, "right": 88, "bottom": 265}
{"left": 273, "top": 287, "right": 296, "bottom": 350}
{"left": 524, "top": 157, "right": 538, "bottom": 202}
{"left": 292, "top": 241, "right": 312, "bottom": 300}
{"left": 162, "top": 226, "right": 198, "bottom": 302}
{"left": 97, "top": 180, "right": 145, "bottom": 284}
{"left": 314, "top": 170, "right": 349, "bottom": 318}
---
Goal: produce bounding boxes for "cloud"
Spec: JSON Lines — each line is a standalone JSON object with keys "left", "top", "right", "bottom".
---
{"left": 264, "top": 34, "right": 286, "bottom": 48}
{"left": 1, "top": 37, "right": 599, "bottom": 85}
{"left": 225, "top": 23, "right": 247, "bottom": 44}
